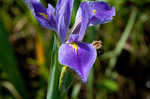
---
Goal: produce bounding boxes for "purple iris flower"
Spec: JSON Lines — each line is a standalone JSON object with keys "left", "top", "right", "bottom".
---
{"left": 25, "top": 0, "right": 115, "bottom": 82}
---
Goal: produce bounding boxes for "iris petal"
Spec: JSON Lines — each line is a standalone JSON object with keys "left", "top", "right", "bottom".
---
{"left": 58, "top": 42, "right": 97, "bottom": 82}
{"left": 25, "top": 0, "right": 57, "bottom": 30}
{"left": 69, "top": 2, "right": 90, "bottom": 42}
{"left": 69, "top": 1, "right": 115, "bottom": 42}
{"left": 56, "top": 0, "right": 74, "bottom": 42}
{"left": 47, "top": 4, "right": 57, "bottom": 30}
{"left": 86, "top": 1, "right": 115, "bottom": 26}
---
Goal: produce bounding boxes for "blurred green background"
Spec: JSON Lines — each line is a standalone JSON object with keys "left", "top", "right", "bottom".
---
{"left": 0, "top": 0, "right": 150, "bottom": 99}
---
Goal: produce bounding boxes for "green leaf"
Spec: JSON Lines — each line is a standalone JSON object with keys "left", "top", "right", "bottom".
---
{"left": 0, "top": 20, "right": 28, "bottom": 98}
{"left": 71, "top": 83, "right": 81, "bottom": 99}
{"left": 99, "top": 79, "right": 118, "bottom": 93}
{"left": 59, "top": 66, "right": 74, "bottom": 95}
{"left": 46, "top": 34, "right": 60, "bottom": 99}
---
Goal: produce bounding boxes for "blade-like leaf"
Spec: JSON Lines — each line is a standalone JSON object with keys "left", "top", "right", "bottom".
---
{"left": 0, "top": 20, "right": 28, "bottom": 98}
{"left": 59, "top": 66, "right": 74, "bottom": 95}
{"left": 47, "top": 34, "right": 60, "bottom": 99}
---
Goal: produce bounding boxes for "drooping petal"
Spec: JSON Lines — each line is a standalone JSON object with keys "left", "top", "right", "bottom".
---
{"left": 56, "top": 0, "right": 74, "bottom": 42}
{"left": 86, "top": 1, "right": 115, "bottom": 26}
{"left": 69, "top": 2, "right": 90, "bottom": 42}
{"left": 58, "top": 42, "right": 97, "bottom": 82}
{"left": 25, "top": 0, "right": 57, "bottom": 30}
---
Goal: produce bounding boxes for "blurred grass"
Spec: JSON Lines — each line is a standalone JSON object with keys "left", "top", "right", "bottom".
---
{"left": 105, "top": 7, "right": 137, "bottom": 77}
{"left": 0, "top": 20, "right": 28, "bottom": 98}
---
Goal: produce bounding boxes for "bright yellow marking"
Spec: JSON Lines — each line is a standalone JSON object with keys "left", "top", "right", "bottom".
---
{"left": 38, "top": 12, "right": 48, "bottom": 19}
{"left": 71, "top": 43, "right": 78, "bottom": 52}
{"left": 92, "top": 9, "right": 96, "bottom": 14}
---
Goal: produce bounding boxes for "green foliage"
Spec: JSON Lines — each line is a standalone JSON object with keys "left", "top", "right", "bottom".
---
{"left": 0, "top": 20, "right": 28, "bottom": 98}
{"left": 59, "top": 66, "right": 74, "bottom": 95}
{"left": 47, "top": 35, "right": 60, "bottom": 99}
{"left": 99, "top": 79, "right": 118, "bottom": 93}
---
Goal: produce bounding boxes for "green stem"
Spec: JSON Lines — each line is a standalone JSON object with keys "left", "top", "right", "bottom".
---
{"left": 114, "top": 9, "right": 137, "bottom": 55}
{"left": 87, "top": 68, "right": 94, "bottom": 99}
{"left": 46, "top": 34, "right": 60, "bottom": 99}
{"left": 106, "top": 8, "right": 137, "bottom": 77}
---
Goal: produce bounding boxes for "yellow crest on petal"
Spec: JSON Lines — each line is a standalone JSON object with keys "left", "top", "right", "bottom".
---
{"left": 71, "top": 43, "right": 78, "bottom": 52}
{"left": 92, "top": 9, "right": 96, "bottom": 14}
{"left": 38, "top": 12, "right": 48, "bottom": 19}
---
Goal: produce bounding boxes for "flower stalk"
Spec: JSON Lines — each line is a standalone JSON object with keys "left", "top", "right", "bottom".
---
{"left": 47, "top": 34, "right": 60, "bottom": 99}
{"left": 105, "top": 8, "right": 137, "bottom": 77}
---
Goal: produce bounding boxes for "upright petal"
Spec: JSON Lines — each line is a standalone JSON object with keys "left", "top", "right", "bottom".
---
{"left": 70, "top": 2, "right": 90, "bottom": 42}
{"left": 86, "top": 1, "right": 115, "bottom": 26}
{"left": 25, "top": 0, "right": 57, "bottom": 30}
{"left": 69, "top": 1, "right": 115, "bottom": 42}
{"left": 56, "top": 0, "right": 74, "bottom": 43}
{"left": 47, "top": 4, "right": 57, "bottom": 30}
{"left": 58, "top": 42, "right": 97, "bottom": 82}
